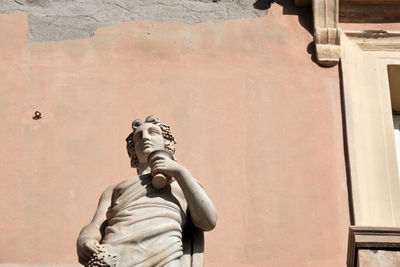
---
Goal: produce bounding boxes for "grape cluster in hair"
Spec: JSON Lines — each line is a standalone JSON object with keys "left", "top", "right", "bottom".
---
{"left": 126, "top": 115, "right": 176, "bottom": 169}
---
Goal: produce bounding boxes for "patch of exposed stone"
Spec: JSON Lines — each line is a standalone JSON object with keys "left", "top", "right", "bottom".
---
{"left": 0, "top": 0, "right": 267, "bottom": 42}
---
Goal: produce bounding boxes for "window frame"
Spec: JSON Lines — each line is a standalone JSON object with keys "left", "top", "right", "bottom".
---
{"left": 341, "top": 30, "right": 400, "bottom": 227}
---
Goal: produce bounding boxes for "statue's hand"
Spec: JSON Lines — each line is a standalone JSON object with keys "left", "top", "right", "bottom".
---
{"left": 77, "top": 239, "right": 101, "bottom": 264}
{"left": 150, "top": 156, "right": 184, "bottom": 178}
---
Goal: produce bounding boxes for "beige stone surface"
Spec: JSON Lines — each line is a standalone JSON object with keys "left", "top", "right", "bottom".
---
{"left": 358, "top": 250, "right": 400, "bottom": 267}
{"left": 341, "top": 32, "right": 400, "bottom": 227}
{"left": 0, "top": 4, "right": 349, "bottom": 266}
{"left": 312, "top": 0, "right": 340, "bottom": 67}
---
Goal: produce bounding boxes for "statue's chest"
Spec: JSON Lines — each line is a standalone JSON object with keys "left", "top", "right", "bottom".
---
{"left": 108, "top": 176, "right": 187, "bottom": 225}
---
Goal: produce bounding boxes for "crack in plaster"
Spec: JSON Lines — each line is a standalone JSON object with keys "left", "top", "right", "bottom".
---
{"left": 0, "top": 0, "right": 268, "bottom": 42}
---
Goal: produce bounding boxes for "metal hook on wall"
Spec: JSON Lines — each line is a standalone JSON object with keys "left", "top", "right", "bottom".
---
{"left": 32, "top": 111, "right": 42, "bottom": 120}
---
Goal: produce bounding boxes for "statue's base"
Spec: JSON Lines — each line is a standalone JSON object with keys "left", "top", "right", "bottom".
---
{"left": 347, "top": 227, "right": 400, "bottom": 267}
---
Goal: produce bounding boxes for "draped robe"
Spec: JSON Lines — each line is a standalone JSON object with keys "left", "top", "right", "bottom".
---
{"left": 101, "top": 174, "right": 188, "bottom": 267}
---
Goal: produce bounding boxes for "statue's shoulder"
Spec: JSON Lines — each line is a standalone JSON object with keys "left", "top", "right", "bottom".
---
{"left": 113, "top": 174, "right": 146, "bottom": 190}
{"left": 115, "top": 176, "right": 133, "bottom": 188}
{"left": 99, "top": 184, "right": 115, "bottom": 200}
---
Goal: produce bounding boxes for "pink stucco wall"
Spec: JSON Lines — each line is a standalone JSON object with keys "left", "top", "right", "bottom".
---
{"left": 340, "top": 22, "right": 400, "bottom": 31}
{"left": 0, "top": 4, "right": 350, "bottom": 267}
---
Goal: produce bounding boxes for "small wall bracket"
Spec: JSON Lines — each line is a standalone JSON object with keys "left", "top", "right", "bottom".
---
{"left": 312, "top": 0, "right": 340, "bottom": 67}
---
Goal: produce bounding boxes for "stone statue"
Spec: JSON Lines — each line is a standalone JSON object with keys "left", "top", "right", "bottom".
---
{"left": 77, "top": 115, "right": 217, "bottom": 267}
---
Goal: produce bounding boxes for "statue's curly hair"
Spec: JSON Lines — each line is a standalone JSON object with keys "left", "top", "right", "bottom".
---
{"left": 126, "top": 115, "right": 176, "bottom": 168}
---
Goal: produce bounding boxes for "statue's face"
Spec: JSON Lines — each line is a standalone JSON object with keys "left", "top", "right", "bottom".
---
{"left": 133, "top": 123, "right": 165, "bottom": 164}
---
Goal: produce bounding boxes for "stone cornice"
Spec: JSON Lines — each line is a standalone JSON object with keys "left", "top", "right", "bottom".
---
{"left": 344, "top": 31, "right": 400, "bottom": 51}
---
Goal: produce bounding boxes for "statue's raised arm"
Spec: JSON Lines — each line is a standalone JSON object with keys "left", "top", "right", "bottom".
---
{"left": 77, "top": 115, "right": 217, "bottom": 267}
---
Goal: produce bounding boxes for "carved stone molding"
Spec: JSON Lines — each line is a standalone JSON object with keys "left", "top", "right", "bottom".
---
{"left": 312, "top": 0, "right": 340, "bottom": 67}
{"left": 347, "top": 227, "right": 400, "bottom": 267}
{"left": 344, "top": 31, "right": 400, "bottom": 51}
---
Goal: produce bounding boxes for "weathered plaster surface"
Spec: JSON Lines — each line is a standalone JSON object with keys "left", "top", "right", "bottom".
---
{"left": 0, "top": 0, "right": 267, "bottom": 42}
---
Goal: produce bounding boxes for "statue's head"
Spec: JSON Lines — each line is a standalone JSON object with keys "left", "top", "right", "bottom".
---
{"left": 126, "top": 115, "right": 176, "bottom": 168}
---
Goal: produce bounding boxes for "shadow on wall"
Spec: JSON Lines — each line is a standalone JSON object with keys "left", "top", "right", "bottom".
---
{"left": 254, "top": 0, "right": 313, "bottom": 34}
{"left": 255, "top": 0, "right": 318, "bottom": 65}
{"left": 253, "top": 0, "right": 274, "bottom": 10}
